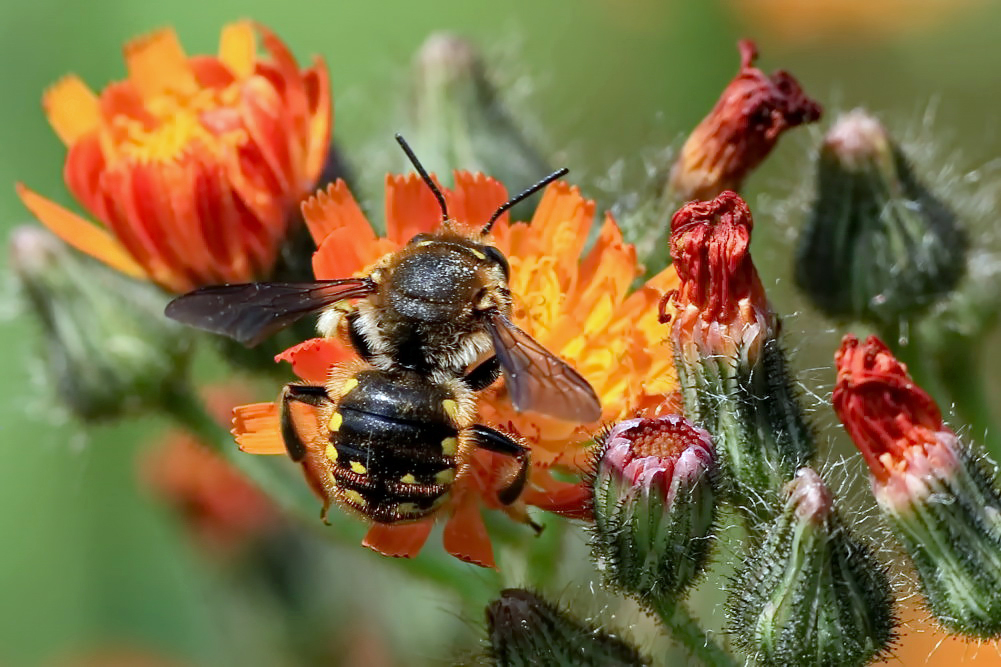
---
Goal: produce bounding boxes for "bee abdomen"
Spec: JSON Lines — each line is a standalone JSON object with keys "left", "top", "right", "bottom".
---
{"left": 326, "top": 375, "right": 462, "bottom": 523}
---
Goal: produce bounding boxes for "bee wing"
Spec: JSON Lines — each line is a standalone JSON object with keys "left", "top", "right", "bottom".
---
{"left": 486, "top": 313, "right": 602, "bottom": 423}
{"left": 165, "top": 279, "right": 376, "bottom": 347}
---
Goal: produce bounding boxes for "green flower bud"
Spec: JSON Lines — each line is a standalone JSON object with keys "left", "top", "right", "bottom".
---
{"left": 835, "top": 334, "right": 1001, "bottom": 638}
{"left": 404, "top": 33, "right": 550, "bottom": 203}
{"left": 486, "top": 588, "right": 647, "bottom": 667}
{"left": 591, "top": 415, "right": 718, "bottom": 603}
{"left": 727, "top": 468, "right": 896, "bottom": 666}
{"left": 665, "top": 192, "right": 814, "bottom": 519}
{"left": 795, "top": 109, "right": 966, "bottom": 326}
{"left": 10, "top": 226, "right": 192, "bottom": 421}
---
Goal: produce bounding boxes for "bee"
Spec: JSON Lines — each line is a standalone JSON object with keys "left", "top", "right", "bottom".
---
{"left": 166, "top": 134, "right": 601, "bottom": 423}
{"left": 165, "top": 135, "right": 601, "bottom": 524}
{"left": 282, "top": 360, "right": 532, "bottom": 524}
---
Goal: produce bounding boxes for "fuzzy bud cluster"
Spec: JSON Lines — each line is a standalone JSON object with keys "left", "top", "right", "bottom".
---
{"left": 10, "top": 226, "right": 191, "bottom": 421}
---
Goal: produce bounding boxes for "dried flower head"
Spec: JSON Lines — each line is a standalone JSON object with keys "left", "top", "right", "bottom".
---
{"left": 834, "top": 334, "right": 1001, "bottom": 638}
{"left": 17, "top": 22, "right": 331, "bottom": 293}
{"left": 669, "top": 40, "right": 822, "bottom": 201}
{"left": 666, "top": 191, "right": 813, "bottom": 511}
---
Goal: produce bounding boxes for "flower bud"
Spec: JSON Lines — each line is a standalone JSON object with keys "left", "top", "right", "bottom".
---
{"left": 486, "top": 588, "right": 647, "bottom": 666}
{"left": 405, "top": 33, "right": 550, "bottom": 204}
{"left": 591, "top": 415, "right": 718, "bottom": 602}
{"left": 669, "top": 39, "right": 821, "bottom": 202}
{"left": 727, "top": 468, "right": 896, "bottom": 666}
{"left": 795, "top": 109, "right": 966, "bottom": 326}
{"left": 833, "top": 334, "right": 1001, "bottom": 638}
{"left": 10, "top": 226, "right": 191, "bottom": 421}
{"left": 665, "top": 192, "right": 814, "bottom": 515}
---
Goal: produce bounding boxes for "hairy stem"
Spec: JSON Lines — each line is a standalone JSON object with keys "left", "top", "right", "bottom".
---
{"left": 649, "top": 597, "right": 737, "bottom": 666}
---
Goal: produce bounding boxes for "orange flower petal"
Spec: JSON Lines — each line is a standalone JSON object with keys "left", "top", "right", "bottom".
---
{"left": 385, "top": 173, "right": 446, "bottom": 244}
{"left": 302, "top": 59, "right": 332, "bottom": 186}
{"left": 240, "top": 76, "right": 294, "bottom": 195}
{"left": 232, "top": 402, "right": 285, "bottom": 455}
{"left": 442, "top": 498, "right": 495, "bottom": 568}
{"left": 529, "top": 181, "right": 594, "bottom": 279}
{"left": 362, "top": 521, "right": 434, "bottom": 559}
{"left": 449, "top": 171, "right": 508, "bottom": 229}
{"left": 521, "top": 469, "right": 592, "bottom": 520}
{"left": 313, "top": 227, "right": 395, "bottom": 281}
{"left": 301, "top": 180, "right": 375, "bottom": 248}
{"left": 123, "top": 28, "right": 198, "bottom": 99}
{"left": 275, "top": 337, "right": 352, "bottom": 384}
{"left": 63, "top": 137, "right": 108, "bottom": 216}
{"left": 16, "top": 183, "right": 147, "bottom": 280}
{"left": 218, "top": 21, "right": 256, "bottom": 80}
{"left": 255, "top": 22, "right": 309, "bottom": 145}
{"left": 42, "top": 75, "right": 100, "bottom": 146}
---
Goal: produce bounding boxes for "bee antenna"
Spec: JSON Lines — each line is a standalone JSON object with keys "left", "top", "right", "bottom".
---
{"left": 395, "top": 133, "right": 448, "bottom": 222}
{"left": 482, "top": 167, "right": 569, "bottom": 235}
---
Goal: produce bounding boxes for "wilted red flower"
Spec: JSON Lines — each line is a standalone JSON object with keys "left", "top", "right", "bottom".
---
{"left": 665, "top": 190, "right": 776, "bottom": 364}
{"left": 231, "top": 171, "right": 679, "bottom": 567}
{"left": 669, "top": 40, "right": 822, "bottom": 201}
{"left": 17, "top": 21, "right": 331, "bottom": 293}
{"left": 832, "top": 335, "right": 952, "bottom": 490}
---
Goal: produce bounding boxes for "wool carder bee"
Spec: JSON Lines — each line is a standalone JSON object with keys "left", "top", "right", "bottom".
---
{"left": 166, "top": 136, "right": 601, "bottom": 522}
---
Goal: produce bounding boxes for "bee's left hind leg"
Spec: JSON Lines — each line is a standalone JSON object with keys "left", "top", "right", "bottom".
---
{"left": 468, "top": 424, "right": 530, "bottom": 505}
{"left": 280, "top": 383, "right": 330, "bottom": 462}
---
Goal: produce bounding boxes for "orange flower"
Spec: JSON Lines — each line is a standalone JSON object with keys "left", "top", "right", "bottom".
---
{"left": 669, "top": 40, "right": 821, "bottom": 202}
{"left": 232, "top": 172, "right": 679, "bottom": 566}
{"left": 17, "top": 22, "right": 330, "bottom": 293}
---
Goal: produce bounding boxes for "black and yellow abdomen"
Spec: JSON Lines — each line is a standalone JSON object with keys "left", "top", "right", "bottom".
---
{"left": 322, "top": 369, "right": 467, "bottom": 524}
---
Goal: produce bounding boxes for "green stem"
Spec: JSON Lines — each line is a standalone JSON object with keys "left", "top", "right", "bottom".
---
{"left": 160, "top": 381, "right": 233, "bottom": 450}
{"left": 933, "top": 341, "right": 1001, "bottom": 459}
{"left": 649, "top": 597, "right": 736, "bottom": 666}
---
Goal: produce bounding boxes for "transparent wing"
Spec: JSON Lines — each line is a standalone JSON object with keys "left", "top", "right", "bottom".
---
{"left": 165, "top": 279, "right": 375, "bottom": 346}
{"left": 486, "top": 313, "right": 602, "bottom": 422}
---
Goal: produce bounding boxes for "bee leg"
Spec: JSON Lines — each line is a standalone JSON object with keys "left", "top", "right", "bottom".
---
{"left": 280, "top": 384, "right": 330, "bottom": 462}
{"left": 469, "top": 424, "right": 529, "bottom": 505}
{"left": 464, "top": 356, "right": 501, "bottom": 391}
{"left": 346, "top": 311, "right": 375, "bottom": 361}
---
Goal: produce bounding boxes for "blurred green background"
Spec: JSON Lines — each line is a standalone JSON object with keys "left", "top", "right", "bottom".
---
{"left": 2, "top": 0, "right": 1001, "bottom": 664}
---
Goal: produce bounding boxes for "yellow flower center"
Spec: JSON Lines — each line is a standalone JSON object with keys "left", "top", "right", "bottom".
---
{"left": 104, "top": 86, "right": 247, "bottom": 163}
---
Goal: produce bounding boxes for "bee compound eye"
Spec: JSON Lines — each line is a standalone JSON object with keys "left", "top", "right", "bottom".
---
{"left": 482, "top": 245, "right": 510, "bottom": 281}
